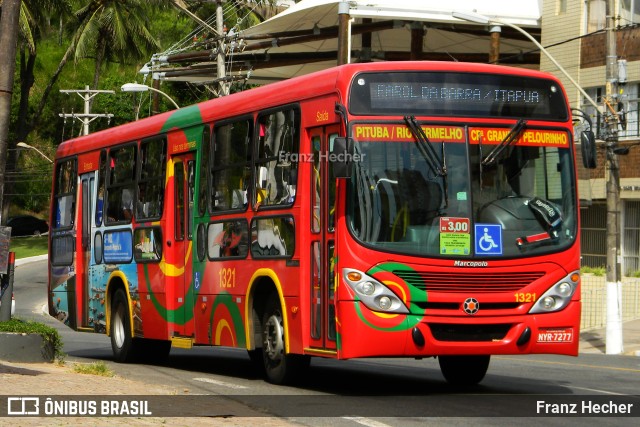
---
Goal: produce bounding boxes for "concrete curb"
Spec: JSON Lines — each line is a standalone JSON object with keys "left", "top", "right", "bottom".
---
{"left": 0, "top": 332, "right": 55, "bottom": 362}
{"left": 2, "top": 254, "right": 53, "bottom": 363}
{"left": 14, "top": 254, "right": 48, "bottom": 267}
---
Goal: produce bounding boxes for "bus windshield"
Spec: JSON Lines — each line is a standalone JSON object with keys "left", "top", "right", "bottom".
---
{"left": 347, "top": 121, "right": 577, "bottom": 258}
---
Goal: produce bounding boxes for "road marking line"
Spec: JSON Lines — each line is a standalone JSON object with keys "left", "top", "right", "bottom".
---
{"left": 494, "top": 356, "right": 640, "bottom": 373}
{"left": 569, "top": 386, "right": 630, "bottom": 395}
{"left": 192, "top": 377, "right": 248, "bottom": 389}
{"left": 342, "top": 417, "right": 393, "bottom": 427}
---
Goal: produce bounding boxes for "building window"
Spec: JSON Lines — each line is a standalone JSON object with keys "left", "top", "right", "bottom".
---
{"left": 619, "top": 84, "right": 639, "bottom": 139}
{"left": 587, "top": 0, "right": 606, "bottom": 32}
{"left": 620, "top": 0, "right": 640, "bottom": 25}
{"left": 557, "top": 0, "right": 567, "bottom": 14}
{"left": 580, "top": 203, "right": 607, "bottom": 268}
{"left": 623, "top": 201, "right": 640, "bottom": 275}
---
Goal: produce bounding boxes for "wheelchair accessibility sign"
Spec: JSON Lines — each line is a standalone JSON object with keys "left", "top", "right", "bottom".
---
{"left": 474, "top": 224, "right": 502, "bottom": 255}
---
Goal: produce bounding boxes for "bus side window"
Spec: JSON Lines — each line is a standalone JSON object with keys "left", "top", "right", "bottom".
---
{"left": 210, "top": 119, "right": 250, "bottom": 212}
{"left": 199, "top": 126, "right": 210, "bottom": 217}
{"left": 54, "top": 159, "right": 77, "bottom": 229}
{"left": 255, "top": 108, "right": 300, "bottom": 207}
{"left": 137, "top": 137, "right": 166, "bottom": 220}
{"left": 95, "top": 150, "right": 106, "bottom": 226}
{"left": 106, "top": 145, "right": 136, "bottom": 224}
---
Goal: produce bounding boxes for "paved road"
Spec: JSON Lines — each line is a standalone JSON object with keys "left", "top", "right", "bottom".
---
{"left": 4, "top": 258, "right": 640, "bottom": 426}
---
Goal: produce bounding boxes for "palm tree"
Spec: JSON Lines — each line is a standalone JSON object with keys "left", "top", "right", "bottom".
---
{"left": 72, "top": 0, "right": 166, "bottom": 90}
{"left": 3, "top": 0, "right": 73, "bottom": 222}
{"left": 30, "top": 0, "right": 167, "bottom": 136}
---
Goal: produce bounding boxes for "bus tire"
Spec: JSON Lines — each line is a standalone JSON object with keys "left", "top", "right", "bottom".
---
{"left": 438, "top": 355, "right": 490, "bottom": 386}
{"left": 110, "top": 288, "right": 138, "bottom": 363}
{"left": 261, "top": 295, "right": 309, "bottom": 384}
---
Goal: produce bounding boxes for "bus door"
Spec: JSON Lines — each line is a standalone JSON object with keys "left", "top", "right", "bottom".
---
{"left": 79, "top": 172, "right": 96, "bottom": 329}
{"left": 308, "top": 125, "right": 339, "bottom": 351}
{"left": 166, "top": 153, "right": 196, "bottom": 338}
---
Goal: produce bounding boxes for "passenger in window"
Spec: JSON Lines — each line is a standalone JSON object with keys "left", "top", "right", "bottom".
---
{"left": 122, "top": 188, "right": 134, "bottom": 220}
{"left": 264, "top": 112, "right": 287, "bottom": 203}
{"left": 137, "top": 186, "right": 148, "bottom": 218}
{"left": 96, "top": 187, "right": 104, "bottom": 225}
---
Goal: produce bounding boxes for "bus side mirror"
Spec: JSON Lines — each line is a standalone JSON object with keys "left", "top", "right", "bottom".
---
{"left": 581, "top": 130, "right": 597, "bottom": 169}
{"left": 331, "top": 137, "right": 352, "bottom": 178}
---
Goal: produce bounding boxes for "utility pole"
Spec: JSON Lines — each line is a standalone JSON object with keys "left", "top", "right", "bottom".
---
{"left": 216, "top": 0, "right": 229, "bottom": 96}
{"left": 604, "top": 0, "right": 623, "bottom": 355}
{"left": 489, "top": 25, "right": 501, "bottom": 64}
{"left": 59, "top": 85, "right": 114, "bottom": 136}
{"left": 337, "top": 1, "right": 350, "bottom": 65}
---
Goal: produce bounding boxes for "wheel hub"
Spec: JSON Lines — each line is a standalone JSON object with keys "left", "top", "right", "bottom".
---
{"left": 264, "top": 314, "right": 284, "bottom": 360}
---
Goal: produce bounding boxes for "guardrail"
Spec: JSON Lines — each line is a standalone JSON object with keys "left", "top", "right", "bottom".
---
{"left": 581, "top": 276, "right": 640, "bottom": 331}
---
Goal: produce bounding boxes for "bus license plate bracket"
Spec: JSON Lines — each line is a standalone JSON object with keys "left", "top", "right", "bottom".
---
{"left": 537, "top": 328, "right": 574, "bottom": 343}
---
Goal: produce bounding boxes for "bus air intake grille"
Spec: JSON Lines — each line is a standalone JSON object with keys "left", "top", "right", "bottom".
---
{"left": 428, "top": 323, "right": 511, "bottom": 342}
{"left": 393, "top": 271, "right": 544, "bottom": 293}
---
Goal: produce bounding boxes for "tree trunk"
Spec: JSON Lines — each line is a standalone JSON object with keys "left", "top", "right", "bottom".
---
{"left": 17, "top": 49, "right": 37, "bottom": 142}
{"left": 0, "top": 0, "right": 23, "bottom": 225}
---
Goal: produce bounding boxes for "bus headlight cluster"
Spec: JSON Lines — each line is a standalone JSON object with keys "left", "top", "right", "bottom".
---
{"left": 529, "top": 271, "right": 579, "bottom": 314}
{"left": 343, "top": 268, "right": 409, "bottom": 314}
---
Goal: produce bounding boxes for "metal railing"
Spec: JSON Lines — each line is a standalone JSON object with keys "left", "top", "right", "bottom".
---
{"left": 580, "top": 276, "right": 640, "bottom": 330}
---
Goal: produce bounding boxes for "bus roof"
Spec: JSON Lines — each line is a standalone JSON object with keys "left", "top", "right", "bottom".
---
{"left": 56, "top": 61, "right": 560, "bottom": 159}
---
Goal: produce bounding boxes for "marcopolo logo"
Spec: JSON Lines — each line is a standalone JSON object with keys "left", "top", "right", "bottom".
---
{"left": 453, "top": 260, "right": 489, "bottom": 267}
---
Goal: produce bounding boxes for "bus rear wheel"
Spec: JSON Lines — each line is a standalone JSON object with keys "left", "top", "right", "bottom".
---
{"left": 438, "top": 355, "right": 490, "bottom": 386}
{"left": 261, "top": 295, "right": 309, "bottom": 384}
{"left": 110, "top": 288, "right": 138, "bottom": 362}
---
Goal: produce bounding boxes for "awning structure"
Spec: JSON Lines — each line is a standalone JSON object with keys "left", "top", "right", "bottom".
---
{"left": 148, "top": 0, "right": 542, "bottom": 86}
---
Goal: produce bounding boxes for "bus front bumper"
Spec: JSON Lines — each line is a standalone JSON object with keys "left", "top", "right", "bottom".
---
{"left": 336, "top": 300, "right": 580, "bottom": 359}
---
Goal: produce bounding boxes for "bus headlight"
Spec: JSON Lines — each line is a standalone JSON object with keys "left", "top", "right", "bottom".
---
{"left": 343, "top": 268, "right": 409, "bottom": 314}
{"left": 359, "top": 281, "right": 375, "bottom": 296}
{"left": 529, "top": 271, "right": 579, "bottom": 314}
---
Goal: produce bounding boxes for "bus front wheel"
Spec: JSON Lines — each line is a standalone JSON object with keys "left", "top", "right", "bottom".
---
{"left": 438, "top": 355, "right": 490, "bottom": 386}
{"left": 110, "top": 288, "right": 137, "bottom": 362}
{"left": 261, "top": 295, "right": 309, "bottom": 384}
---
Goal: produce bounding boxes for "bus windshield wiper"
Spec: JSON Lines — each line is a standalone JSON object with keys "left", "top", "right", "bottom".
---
{"left": 403, "top": 116, "right": 446, "bottom": 177}
{"left": 481, "top": 119, "right": 527, "bottom": 166}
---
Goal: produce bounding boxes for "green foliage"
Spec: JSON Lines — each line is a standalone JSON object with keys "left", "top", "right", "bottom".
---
{"left": 581, "top": 266, "right": 606, "bottom": 276}
{"left": 0, "top": 318, "right": 65, "bottom": 361}
{"left": 12, "top": 138, "right": 53, "bottom": 213}
{"left": 8, "top": 1, "right": 281, "bottom": 217}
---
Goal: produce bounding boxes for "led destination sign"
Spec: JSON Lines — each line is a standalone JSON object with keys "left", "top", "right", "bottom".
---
{"left": 372, "top": 83, "right": 543, "bottom": 106}
{"left": 349, "top": 72, "right": 569, "bottom": 121}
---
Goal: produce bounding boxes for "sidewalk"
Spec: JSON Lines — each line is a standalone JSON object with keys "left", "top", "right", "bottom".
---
{"left": 578, "top": 317, "right": 640, "bottom": 356}
{"left": 0, "top": 359, "right": 297, "bottom": 426}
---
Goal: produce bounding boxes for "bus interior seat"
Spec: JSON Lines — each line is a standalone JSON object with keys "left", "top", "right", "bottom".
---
{"left": 398, "top": 169, "right": 442, "bottom": 225}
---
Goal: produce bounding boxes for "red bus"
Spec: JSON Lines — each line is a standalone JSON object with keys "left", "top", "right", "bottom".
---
{"left": 49, "top": 61, "right": 595, "bottom": 385}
